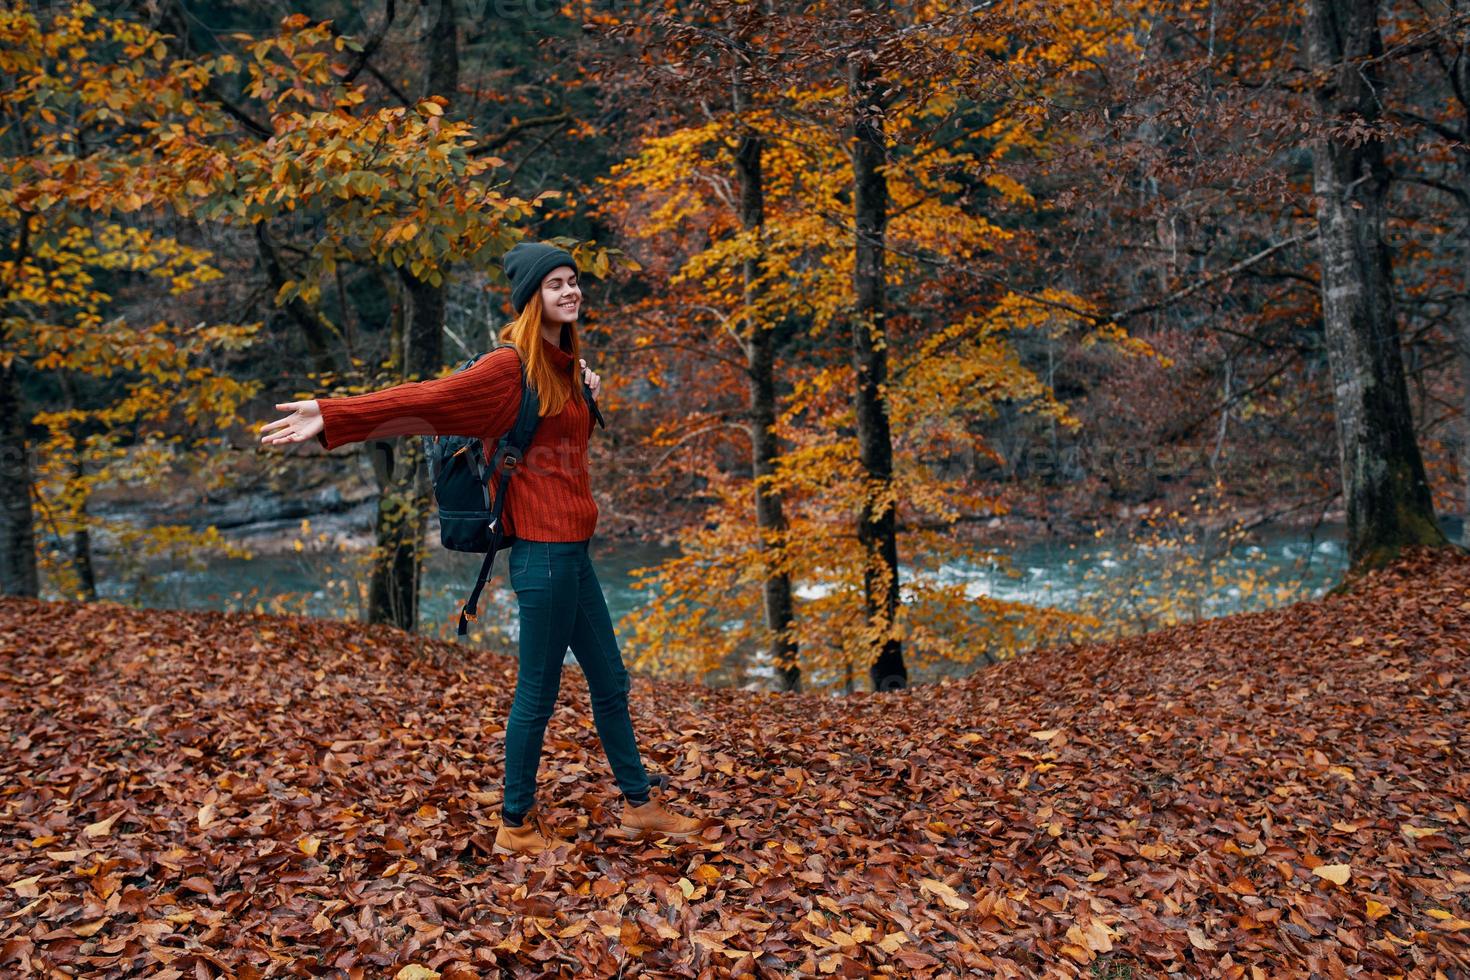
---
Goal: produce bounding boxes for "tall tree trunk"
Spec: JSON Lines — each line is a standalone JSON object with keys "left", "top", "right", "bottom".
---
{"left": 254, "top": 224, "right": 340, "bottom": 379}
{"left": 367, "top": 0, "right": 458, "bottom": 631}
{"left": 424, "top": 0, "right": 460, "bottom": 102}
{"left": 847, "top": 40, "right": 906, "bottom": 691}
{"left": 731, "top": 60, "right": 799, "bottom": 692}
{"left": 1460, "top": 312, "right": 1470, "bottom": 546}
{"left": 0, "top": 360, "right": 39, "bottom": 597}
{"left": 58, "top": 374, "right": 97, "bottom": 601}
{"left": 1459, "top": 127, "right": 1470, "bottom": 546}
{"left": 365, "top": 460, "right": 422, "bottom": 630}
{"left": 1306, "top": 0, "right": 1447, "bottom": 573}
{"left": 71, "top": 450, "right": 97, "bottom": 602}
{"left": 1456, "top": 13, "right": 1470, "bottom": 548}
{"left": 366, "top": 270, "right": 445, "bottom": 631}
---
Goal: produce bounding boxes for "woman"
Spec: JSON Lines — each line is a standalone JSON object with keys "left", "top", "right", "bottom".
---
{"left": 259, "top": 241, "right": 710, "bottom": 857}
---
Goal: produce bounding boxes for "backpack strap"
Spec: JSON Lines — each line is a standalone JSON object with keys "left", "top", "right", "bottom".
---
{"left": 458, "top": 344, "right": 542, "bottom": 637}
{"left": 582, "top": 378, "right": 606, "bottom": 430}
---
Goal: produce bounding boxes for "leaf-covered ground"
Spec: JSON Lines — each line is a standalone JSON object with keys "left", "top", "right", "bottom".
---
{"left": 2, "top": 548, "right": 1468, "bottom": 979}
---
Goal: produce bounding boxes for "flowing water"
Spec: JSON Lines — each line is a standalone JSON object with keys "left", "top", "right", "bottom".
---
{"left": 79, "top": 512, "right": 1466, "bottom": 689}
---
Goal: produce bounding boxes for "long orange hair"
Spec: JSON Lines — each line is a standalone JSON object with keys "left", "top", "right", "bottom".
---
{"left": 496, "top": 290, "right": 581, "bottom": 418}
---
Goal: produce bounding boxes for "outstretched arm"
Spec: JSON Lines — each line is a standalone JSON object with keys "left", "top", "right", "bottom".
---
{"left": 258, "top": 347, "right": 521, "bottom": 450}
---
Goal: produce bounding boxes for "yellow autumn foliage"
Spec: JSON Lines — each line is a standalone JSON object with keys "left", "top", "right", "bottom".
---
{"left": 591, "top": 3, "right": 1160, "bottom": 689}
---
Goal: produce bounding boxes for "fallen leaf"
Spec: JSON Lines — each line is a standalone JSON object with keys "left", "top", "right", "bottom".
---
{"left": 1060, "top": 943, "right": 1094, "bottom": 965}
{"left": 45, "top": 849, "right": 90, "bottom": 862}
{"left": 9, "top": 876, "right": 41, "bottom": 898}
{"left": 83, "top": 812, "right": 123, "bottom": 838}
{"left": 0, "top": 542, "right": 1465, "bottom": 979}
{"left": 72, "top": 918, "right": 108, "bottom": 937}
{"left": 1188, "top": 928, "right": 1218, "bottom": 951}
{"left": 1312, "top": 864, "right": 1351, "bottom": 885}
{"left": 918, "top": 877, "right": 970, "bottom": 911}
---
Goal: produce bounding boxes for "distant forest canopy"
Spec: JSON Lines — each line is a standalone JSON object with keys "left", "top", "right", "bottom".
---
{"left": 2, "top": 0, "right": 1465, "bottom": 689}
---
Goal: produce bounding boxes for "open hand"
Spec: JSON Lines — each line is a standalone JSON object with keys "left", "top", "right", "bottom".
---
{"left": 580, "top": 358, "right": 601, "bottom": 400}
{"left": 259, "top": 400, "right": 324, "bottom": 446}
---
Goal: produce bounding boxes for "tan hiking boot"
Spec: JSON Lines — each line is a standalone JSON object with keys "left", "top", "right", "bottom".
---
{"left": 492, "top": 806, "right": 567, "bottom": 857}
{"left": 619, "top": 798, "right": 706, "bottom": 841}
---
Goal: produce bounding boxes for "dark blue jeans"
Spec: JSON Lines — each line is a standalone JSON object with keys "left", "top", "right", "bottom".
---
{"left": 502, "top": 538, "right": 652, "bottom": 819}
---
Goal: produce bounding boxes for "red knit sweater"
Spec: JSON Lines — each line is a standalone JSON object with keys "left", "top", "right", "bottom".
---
{"left": 315, "top": 336, "right": 598, "bottom": 542}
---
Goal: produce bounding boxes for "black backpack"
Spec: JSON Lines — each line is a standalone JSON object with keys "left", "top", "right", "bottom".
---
{"left": 425, "top": 341, "right": 606, "bottom": 637}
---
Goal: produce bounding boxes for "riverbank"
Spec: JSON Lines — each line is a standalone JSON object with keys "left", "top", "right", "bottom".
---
{"left": 1, "top": 546, "right": 1466, "bottom": 976}
{"left": 86, "top": 461, "right": 1372, "bottom": 559}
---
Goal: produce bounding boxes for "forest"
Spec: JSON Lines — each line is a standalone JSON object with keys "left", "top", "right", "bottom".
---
{"left": 2, "top": 0, "right": 1468, "bottom": 690}
{"left": 2, "top": 0, "right": 1469, "bottom": 975}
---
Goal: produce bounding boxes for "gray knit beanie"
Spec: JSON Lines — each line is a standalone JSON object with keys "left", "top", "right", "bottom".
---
{"left": 503, "top": 241, "right": 578, "bottom": 314}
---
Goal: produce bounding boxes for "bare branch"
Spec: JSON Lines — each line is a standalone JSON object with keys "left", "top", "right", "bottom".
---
{"left": 471, "top": 113, "right": 574, "bottom": 155}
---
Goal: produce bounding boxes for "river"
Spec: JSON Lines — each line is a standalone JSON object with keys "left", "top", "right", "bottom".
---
{"left": 83, "top": 515, "right": 1448, "bottom": 688}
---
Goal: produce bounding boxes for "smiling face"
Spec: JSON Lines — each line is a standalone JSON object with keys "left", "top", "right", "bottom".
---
{"left": 538, "top": 265, "right": 581, "bottom": 324}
